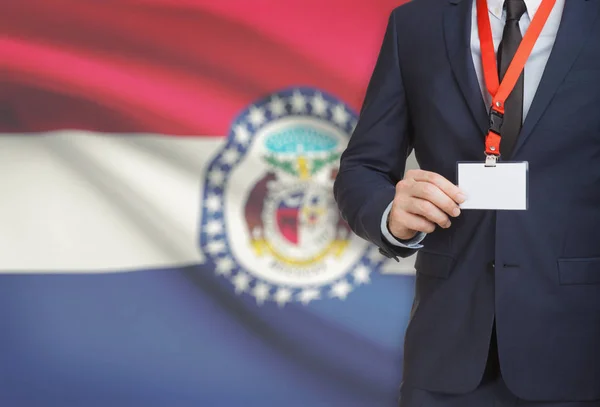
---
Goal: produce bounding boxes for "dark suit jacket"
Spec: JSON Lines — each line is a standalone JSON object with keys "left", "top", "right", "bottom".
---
{"left": 334, "top": 0, "right": 600, "bottom": 401}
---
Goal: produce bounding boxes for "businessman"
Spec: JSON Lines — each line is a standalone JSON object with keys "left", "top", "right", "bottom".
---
{"left": 334, "top": 0, "right": 600, "bottom": 405}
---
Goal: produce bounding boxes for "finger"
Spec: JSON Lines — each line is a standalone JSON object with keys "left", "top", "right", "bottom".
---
{"left": 394, "top": 210, "right": 437, "bottom": 234}
{"left": 412, "top": 181, "right": 462, "bottom": 218}
{"left": 408, "top": 170, "right": 466, "bottom": 204}
{"left": 406, "top": 198, "right": 451, "bottom": 228}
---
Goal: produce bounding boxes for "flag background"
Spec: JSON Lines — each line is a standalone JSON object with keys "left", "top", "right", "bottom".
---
{"left": 0, "top": 1, "right": 420, "bottom": 406}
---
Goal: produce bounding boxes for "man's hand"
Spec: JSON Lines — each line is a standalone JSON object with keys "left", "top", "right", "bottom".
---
{"left": 388, "top": 169, "right": 467, "bottom": 241}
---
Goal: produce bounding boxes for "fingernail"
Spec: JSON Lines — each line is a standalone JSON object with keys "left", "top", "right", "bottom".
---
{"left": 456, "top": 193, "right": 467, "bottom": 203}
{"left": 444, "top": 221, "right": 452, "bottom": 228}
{"left": 453, "top": 207, "right": 461, "bottom": 217}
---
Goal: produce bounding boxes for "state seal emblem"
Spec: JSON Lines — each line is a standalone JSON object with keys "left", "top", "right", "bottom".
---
{"left": 200, "top": 87, "right": 386, "bottom": 306}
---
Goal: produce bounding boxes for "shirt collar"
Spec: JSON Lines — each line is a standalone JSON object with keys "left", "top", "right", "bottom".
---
{"left": 487, "top": 0, "right": 543, "bottom": 20}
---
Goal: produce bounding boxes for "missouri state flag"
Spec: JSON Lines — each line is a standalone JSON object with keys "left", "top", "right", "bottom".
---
{"left": 0, "top": 1, "right": 418, "bottom": 406}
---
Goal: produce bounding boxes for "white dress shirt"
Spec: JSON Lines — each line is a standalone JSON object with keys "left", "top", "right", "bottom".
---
{"left": 381, "top": 0, "right": 565, "bottom": 248}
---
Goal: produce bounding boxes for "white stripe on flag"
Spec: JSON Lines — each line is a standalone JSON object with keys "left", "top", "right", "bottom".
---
{"left": 0, "top": 130, "right": 417, "bottom": 275}
{"left": 0, "top": 131, "right": 222, "bottom": 272}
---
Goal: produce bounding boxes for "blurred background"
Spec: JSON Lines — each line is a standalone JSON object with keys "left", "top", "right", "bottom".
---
{"left": 0, "top": 1, "right": 421, "bottom": 406}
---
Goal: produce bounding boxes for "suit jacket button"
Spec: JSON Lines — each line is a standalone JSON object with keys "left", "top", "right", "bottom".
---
{"left": 379, "top": 248, "right": 399, "bottom": 262}
{"left": 378, "top": 248, "right": 392, "bottom": 258}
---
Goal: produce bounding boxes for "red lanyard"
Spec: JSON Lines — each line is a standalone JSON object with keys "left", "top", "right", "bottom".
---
{"left": 477, "top": 0, "right": 556, "bottom": 158}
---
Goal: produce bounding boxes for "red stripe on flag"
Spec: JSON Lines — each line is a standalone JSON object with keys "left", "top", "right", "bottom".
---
{"left": 0, "top": 0, "right": 406, "bottom": 135}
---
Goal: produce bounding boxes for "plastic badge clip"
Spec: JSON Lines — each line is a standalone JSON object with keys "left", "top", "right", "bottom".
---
{"left": 485, "top": 154, "right": 498, "bottom": 167}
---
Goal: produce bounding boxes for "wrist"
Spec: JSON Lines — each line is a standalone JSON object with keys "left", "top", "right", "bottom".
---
{"left": 387, "top": 211, "right": 418, "bottom": 241}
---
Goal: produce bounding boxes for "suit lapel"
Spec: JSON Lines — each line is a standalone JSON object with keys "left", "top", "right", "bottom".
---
{"left": 444, "top": 0, "right": 489, "bottom": 136}
{"left": 513, "top": 0, "right": 600, "bottom": 156}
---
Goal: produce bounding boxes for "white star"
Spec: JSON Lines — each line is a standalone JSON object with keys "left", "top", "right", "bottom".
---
{"left": 311, "top": 93, "right": 328, "bottom": 117}
{"left": 215, "top": 257, "right": 235, "bottom": 276}
{"left": 205, "top": 194, "right": 222, "bottom": 213}
{"left": 352, "top": 265, "right": 371, "bottom": 285}
{"left": 205, "top": 239, "right": 226, "bottom": 255}
{"left": 329, "top": 280, "right": 352, "bottom": 300}
{"left": 298, "top": 288, "right": 320, "bottom": 305}
{"left": 332, "top": 104, "right": 350, "bottom": 126}
{"left": 248, "top": 106, "right": 266, "bottom": 127}
{"left": 268, "top": 96, "right": 287, "bottom": 117}
{"left": 234, "top": 124, "right": 251, "bottom": 145}
{"left": 221, "top": 148, "right": 239, "bottom": 165}
{"left": 205, "top": 220, "right": 224, "bottom": 236}
{"left": 290, "top": 91, "right": 307, "bottom": 113}
{"left": 208, "top": 168, "right": 225, "bottom": 187}
{"left": 274, "top": 287, "right": 293, "bottom": 307}
{"left": 252, "top": 282, "right": 271, "bottom": 305}
{"left": 350, "top": 120, "right": 358, "bottom": 132}
{"left": 232, "top": 272, "right": 251, "bottom": 293}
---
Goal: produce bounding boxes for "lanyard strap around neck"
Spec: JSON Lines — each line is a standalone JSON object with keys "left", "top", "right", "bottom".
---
{"left": 477, "top": 0, "right": 556, "bottom": 157}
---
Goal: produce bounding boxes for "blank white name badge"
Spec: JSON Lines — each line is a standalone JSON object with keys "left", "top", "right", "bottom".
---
{"left": 457, "top": 162, "right": 528, "bottom": 210}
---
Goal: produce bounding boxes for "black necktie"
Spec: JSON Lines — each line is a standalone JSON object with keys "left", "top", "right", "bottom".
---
{"left": 497, "top": 0, "right": 527, "bottom": 160}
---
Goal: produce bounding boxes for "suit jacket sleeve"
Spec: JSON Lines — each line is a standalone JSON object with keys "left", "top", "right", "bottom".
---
{"left": 333, "top": 9, "right": 416, "bottom": 260}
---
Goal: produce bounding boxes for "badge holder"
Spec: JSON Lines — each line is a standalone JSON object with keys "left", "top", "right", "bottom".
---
{"left": 457, "top": 161, "right": 529, "bottom": 211}
{"left": 457, "top": 109, "right": 529, "bottom": 211}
